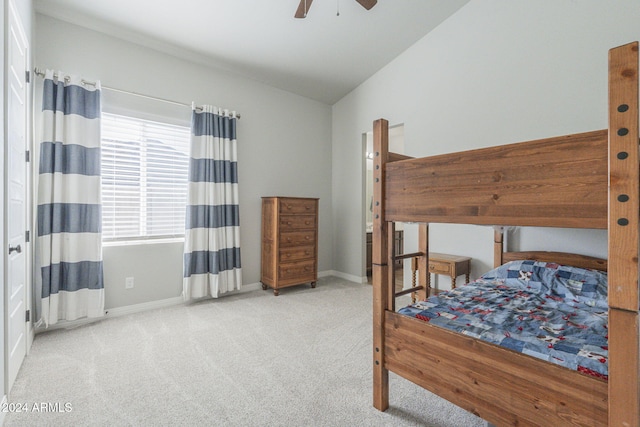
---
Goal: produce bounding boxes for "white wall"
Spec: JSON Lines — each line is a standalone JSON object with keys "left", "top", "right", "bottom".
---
{"left": 35, "top": 14, "right": 333, "bottom": 309}
{"left": 332, "top": 0, "right": 640, "bottom": 285}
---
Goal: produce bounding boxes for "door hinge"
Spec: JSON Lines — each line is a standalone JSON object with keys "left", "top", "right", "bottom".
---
{"left": 25, "top": 310, "right": 30, "bottom": 322}
{"left": 25, "top": 70, "right": 30, "bottom": 83}
{"left": 25, "top": 230, "right": 30, "bottom": 243}
{"left": 25, "top": 150, "right": 30, "bottom": 162}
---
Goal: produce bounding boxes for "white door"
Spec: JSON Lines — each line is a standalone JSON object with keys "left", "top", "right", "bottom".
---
{"left": 6, "top": 0, "right": 28, "bottom": 393}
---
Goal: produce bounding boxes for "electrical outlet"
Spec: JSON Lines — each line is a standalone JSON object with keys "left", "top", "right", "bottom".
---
{"left": 125, "top": 277, "right": 134, "bottom": 289}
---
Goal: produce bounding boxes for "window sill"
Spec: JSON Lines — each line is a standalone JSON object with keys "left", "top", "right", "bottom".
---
{"left": 102, "top": 237, "right": 185, "bottom": 247}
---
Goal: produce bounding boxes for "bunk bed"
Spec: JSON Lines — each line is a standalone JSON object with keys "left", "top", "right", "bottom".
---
{"left": 372, "top": 41, "right": 639, "bottom": 426}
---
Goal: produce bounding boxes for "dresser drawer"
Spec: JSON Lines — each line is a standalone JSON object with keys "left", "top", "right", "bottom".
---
{"left": 429, "top": 260, "right": 450, "bottom": 275}
{"left": 279, "top": 198, "right": 317, "bottom": 214}
{"left": 280, "top": 245, "right": 315, "bottom": 262}
{"left": 279, "top": 260, "right": 316, "bottom": 281}
{"left": 280, "top": 230, "right": 315, "bottom": 247}
{"left": 279, "top": 215, "right": 316, "bottom": 231}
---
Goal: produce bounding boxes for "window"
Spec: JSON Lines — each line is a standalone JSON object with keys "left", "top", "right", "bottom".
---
{"left": 101, "top": 112, "right": 191, "bottom": 241}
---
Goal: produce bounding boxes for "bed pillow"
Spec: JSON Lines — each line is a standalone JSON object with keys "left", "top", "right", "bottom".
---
{"left": 480, "top": 260, "right": 608, "bottom": 308}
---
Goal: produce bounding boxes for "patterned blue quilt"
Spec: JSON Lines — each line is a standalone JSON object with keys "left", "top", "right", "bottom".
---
{"left": 398, "top": 260, "right": 609, "bottom": 380}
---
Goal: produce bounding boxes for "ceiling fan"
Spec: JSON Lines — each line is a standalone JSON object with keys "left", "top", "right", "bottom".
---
{"left": 295, "top": 0, "right": 377, "bottom": 18}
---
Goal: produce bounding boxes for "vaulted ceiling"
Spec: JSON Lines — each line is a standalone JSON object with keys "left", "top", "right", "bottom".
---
{"left": 35, "top": 0, "right": 470, "bottom": 104}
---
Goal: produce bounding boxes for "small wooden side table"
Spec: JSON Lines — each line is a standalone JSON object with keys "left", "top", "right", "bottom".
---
{"left": 428, "top": 252, "right": 471, "bottom": 289}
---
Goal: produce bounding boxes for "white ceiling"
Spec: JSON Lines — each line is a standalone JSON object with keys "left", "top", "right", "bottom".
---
{"left": 34, "top": 0, "right": 470, "bottom": 105}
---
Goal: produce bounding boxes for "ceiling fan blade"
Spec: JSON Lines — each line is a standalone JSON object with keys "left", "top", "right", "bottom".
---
{"left": 295, "top": 0, "right": 314, "bottom": 18}
{"left": 355, "top": 0, "right": 377, "bottom": 10}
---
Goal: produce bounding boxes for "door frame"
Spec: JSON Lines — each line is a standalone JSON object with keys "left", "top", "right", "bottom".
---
{"left": 361, "top": 123, "right": 405, "bottom": 281}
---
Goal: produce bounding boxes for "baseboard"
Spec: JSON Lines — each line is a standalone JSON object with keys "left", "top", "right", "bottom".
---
{"left": 106, "top": 296, "right": 184, "bottom": 317}
{"left": 235, "top": 282, "right": 263, "bottom": 292}
{"left": 247, "top": 271, "right": 367, "bottom": 288}
{"left": 34, "top": 276, "right": 360, "bottom": 334}
{"left": 319, "top": 270, "right": 367, "bottom": 284}
{"left": 108, "top": 282, "right": 265, "bottom": 314}
{"left": 34, "top": 296, "right": 187, "bottom": 333}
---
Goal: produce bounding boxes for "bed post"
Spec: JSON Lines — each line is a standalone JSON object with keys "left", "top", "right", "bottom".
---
{"left": 417, "top": 224, "right": 429, "bottom": 299}
{"left": 372, "top": 118, "right": 390, "bottom": 411}
{"left": 608, "top": 41, "right": 640, "bottom": 426}
{"left": 493, "top": 227, "right": 504, "bottom": 268}
{"left": 388, "top": 223, "right": 397, "bottom": 312}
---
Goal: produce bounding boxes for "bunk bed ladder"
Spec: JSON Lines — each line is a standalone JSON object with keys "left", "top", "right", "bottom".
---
{"left": 393, "top": 251, "right": 424, "bottom": 303}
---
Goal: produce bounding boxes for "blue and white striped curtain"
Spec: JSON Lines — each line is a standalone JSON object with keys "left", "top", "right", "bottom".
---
{"left": 37, "top": 70, "right": 104, "bottom": 326}
{"left": 183, "top": 105, "right": 242, "bottom": 299}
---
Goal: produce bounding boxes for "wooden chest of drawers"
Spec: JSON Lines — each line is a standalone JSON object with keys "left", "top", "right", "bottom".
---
{"left": 261, "top": 197, "right": 318, "bottom": 296}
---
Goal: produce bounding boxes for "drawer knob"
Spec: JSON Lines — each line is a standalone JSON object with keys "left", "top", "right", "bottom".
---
{"left": 305, "top": 221, "right": 310, "bottom": 225}
{"left": 286, "top": 205, "right": 292, "bottom": 210}
{"left": 287, "top": 238, "right": 292, "bottom": 242}
{"left": 287, "top": 221, "right": 292, "bottom": 226}
{"left": 305, "top": 236, "right": 310, "bottom": 240}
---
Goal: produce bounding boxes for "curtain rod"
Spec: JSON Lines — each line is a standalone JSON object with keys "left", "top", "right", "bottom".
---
{"left": 33, "top": 68, "right": 241, "bottom": 119}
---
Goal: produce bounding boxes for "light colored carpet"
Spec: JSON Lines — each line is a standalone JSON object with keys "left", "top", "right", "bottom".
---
{"left": 4, "top": 277, "right": 485, "bottom": 426}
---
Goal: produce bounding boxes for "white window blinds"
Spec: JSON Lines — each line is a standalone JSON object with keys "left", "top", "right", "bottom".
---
{"left": 101, "top": 112, "right": 191, "bottom": 241}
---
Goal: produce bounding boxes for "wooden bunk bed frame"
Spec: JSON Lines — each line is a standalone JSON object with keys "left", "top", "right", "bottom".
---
{"left": 372, "top": 41, "right": 639, "bottom": 426}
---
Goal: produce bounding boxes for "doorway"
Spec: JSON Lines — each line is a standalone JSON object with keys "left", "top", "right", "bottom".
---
{"left": 363, "top": 124, "right": 404, "bottom": 290}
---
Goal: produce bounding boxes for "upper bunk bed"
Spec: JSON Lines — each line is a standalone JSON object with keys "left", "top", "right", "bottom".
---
{"left": 371, "top": 41, "right": 639, "bottom": 426}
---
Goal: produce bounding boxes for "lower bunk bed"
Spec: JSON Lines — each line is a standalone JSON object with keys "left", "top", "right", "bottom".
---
{"left": 371, "top": 41, "right": 639, "bottom": 426}
{"left": 399, "top": 258, "right": 609, "bottom": 382}
{"left": 390, "top": 253, "right": 609, "bottom": 426}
